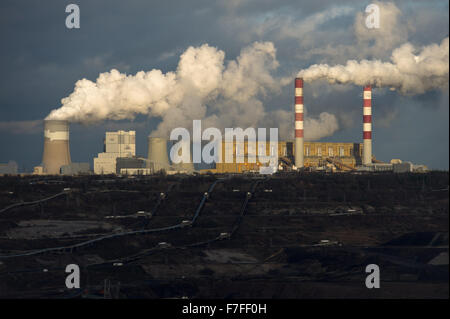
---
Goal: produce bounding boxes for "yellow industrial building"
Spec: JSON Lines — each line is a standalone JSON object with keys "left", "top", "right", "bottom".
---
{"left": 206, "top": 140, "right": 363, "bottom": 173}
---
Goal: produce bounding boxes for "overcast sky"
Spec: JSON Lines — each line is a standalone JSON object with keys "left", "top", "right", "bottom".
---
{"left": 0, "top": 0, "right": 448, "bottom": 171}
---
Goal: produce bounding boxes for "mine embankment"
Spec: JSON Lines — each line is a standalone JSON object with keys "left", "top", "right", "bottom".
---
{"left": 0, "top": 172, "right": 448, "bottom": 298}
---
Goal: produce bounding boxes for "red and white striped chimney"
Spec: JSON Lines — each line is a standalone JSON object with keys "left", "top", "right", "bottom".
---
{"left": 295, "top": 78, "right": 304, "bottom": 168}
{"left": 363, "top": 85, "right": 372, "bottom": 165}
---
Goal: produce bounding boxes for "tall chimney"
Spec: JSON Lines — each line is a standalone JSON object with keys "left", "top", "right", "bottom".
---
{"left": 363, "top": 85, "right": 372, "bottom": 165}
{"left": 294, "top": 78, "right": 304, "bottom": 168}
{"left": 147, "top": 137, "right": 170, "bottom": 171}
{"left": 42, "top": 120, "right": 71, "bottom": 174}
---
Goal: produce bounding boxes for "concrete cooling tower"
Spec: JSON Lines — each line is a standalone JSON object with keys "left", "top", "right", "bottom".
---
{"left": 42, "top": 120, "right": 71, "bottom": 174}
{"left": 147, "top": 137, "right": 171, "bottom": 172}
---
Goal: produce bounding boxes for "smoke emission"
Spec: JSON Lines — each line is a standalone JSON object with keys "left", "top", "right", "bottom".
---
{"left": 298, "top": 37, "right": 449, "bottom": 94}
{"left": 46, "top": 42, "right": 337, "bottom": 140}
{"left": 267, "top": 110, "right": 338, "bottom": 142}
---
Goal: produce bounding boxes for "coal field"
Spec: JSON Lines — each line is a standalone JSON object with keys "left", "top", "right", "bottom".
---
{"left": 0, "top": 172, "right": 448, "bottom": 298}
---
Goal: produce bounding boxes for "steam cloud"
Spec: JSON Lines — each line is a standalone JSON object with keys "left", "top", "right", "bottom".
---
{"left": 298, "top": 37, "right": 449, "bottom": 94}
{"left": 304, "top": 112, "right": 339, "bottom": 141}
{"left": 46, "top": 42, "right": 337, "bottom": 140}
{"left": 267, "top": 110, "right": 338, "bottom": 142}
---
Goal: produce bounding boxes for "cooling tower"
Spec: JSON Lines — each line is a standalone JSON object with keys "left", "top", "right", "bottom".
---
{"left": 170, "top": 139, "right": 195, "bottom": 173}
{"left": 147, "top": 137, "right": 170, "bottom": 171}
{"left": 362, "top": 85, "right": 372, "bottom": 166}
{"left": 294, "top": 77, "right": 304, "bottom": 168}
{"left": 42, "top": 120, "right": 71, "bottom": 174}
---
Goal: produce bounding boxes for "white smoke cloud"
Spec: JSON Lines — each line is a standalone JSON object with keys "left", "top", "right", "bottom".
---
{"left": 304, "top": 112, "right": 339, "bottom": 141}
{"left": 266, "top": 109, "right": 339, "bottom": 141}
{"left": 298, "top": 37, "right": 449, "bottom": 94}
{"left": 46, "top": 43, "right": 222, "bottom": 124}
{"left": 47, "top": 41, "right": 337, "bottom": 140}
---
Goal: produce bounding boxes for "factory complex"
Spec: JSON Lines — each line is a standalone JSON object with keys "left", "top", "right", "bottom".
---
{"left": 20, "top": 78, "right": 428, "bottom": 176}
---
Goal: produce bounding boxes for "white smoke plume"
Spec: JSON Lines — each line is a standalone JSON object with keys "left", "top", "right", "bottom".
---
{"left": 298, "top": 37, "right": 449, "bottom": 95}
{"left": 46, "top": 41, "right": 337, "bottom": 140}
{"left": 266, "top": 110, "right": 339, "bottom": 141}
{"left": 304, "top": 112, "right": 339, "bottom": 141}
{"left": 45, "top": 43, "right": 269, "bottom": 133}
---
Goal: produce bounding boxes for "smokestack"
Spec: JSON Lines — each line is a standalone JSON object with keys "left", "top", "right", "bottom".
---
{"left": 363, "top": 85, "right": 372, "bottom": 165}
{"left": 147, "top": 137, "right": 170, "bottom": 171}
{"left": 294, "top": 78, "right": 304, "bottom": 168}
{"left": 42, "top": 120, "right": 71, "bottom": 174}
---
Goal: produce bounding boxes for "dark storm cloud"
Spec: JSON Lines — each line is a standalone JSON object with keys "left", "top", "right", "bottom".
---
{"left": 0, "top": 0, "right": 448, "bottom": 170}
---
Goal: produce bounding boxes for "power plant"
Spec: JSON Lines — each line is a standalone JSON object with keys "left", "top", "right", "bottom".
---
{"left": 0, "top": 82, "right": 442, "bottom": 301}
{"left": 147, "top": 137, "right": 171, "bottom": 172}
{"left": 93, "top": 130, "right": 136, "bottom": 174}
{"left": 27, "top": 78, "right": 428, "bottom": 176}
{"left": 1, "top": 2, "right": 447, "bottom": 302}
{"left": 41, "top": 120, "right": 71, "bottom": 174}
{"left": 210, "top": 78, "right": 425, "bottom": 174}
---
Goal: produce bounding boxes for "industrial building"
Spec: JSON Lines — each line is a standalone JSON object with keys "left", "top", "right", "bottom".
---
{"left": 206, "top": 79, "right": 369, "bottom": 174}
{"left": 32, "top": 78, "right": 427, "bottom": 175}
{"left": 116, "top": 157, "right": 152, "bottom": 175}
{"left": 93, "top": 133, "right": 193, "bottom": 175}
{"left": 291, "top": 79, "right": 426, "bottom": 172}
{"left": 60, "top": 163, "right": 91, "bottom": 175}
{"left": 94, "top": 130, "right": 136, "bottom": 174}
{"left": 203, "top": 79, "right": 427, "bottom": 174}
{"left": 208, "top": 140, "right": 362, "bottom": 173}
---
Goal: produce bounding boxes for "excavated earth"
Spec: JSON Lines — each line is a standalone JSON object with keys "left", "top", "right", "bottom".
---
{"left": 0, "top": 172, "right": 448, "bottom": 298}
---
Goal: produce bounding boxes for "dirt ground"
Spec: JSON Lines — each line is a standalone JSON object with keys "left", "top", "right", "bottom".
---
{"left": 0, "top": 172, "right": 448, "bottom": 298}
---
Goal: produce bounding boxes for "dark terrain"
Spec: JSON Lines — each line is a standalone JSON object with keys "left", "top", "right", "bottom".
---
{"left": 0, "top": 172, "right": 448, "bottom": 298}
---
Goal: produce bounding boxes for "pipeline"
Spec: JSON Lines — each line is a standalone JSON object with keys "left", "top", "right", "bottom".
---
{"left": 123, "top": 177, "right": 265, "bottom": 264}
{"left": 0, "top": 191, "right": 69, "bottom": 214}
{"left": 0, "top": 177, "right": 265, "bottom": 283}
{"left": 230, "top": 178, "right": 265, "bottom": 235}
{"left": 191, "top": 178, "right": 224, "bottom": 224}
{"left": 141, "top": 183, "right": 175, "bottom": 229}
{"left": 0, "top": 179, "right": 225, "bottom": 259}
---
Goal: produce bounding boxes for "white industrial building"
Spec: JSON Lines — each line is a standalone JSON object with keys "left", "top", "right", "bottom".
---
{"left": 94, "top": 130, "right": 136, "bottom": 174}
